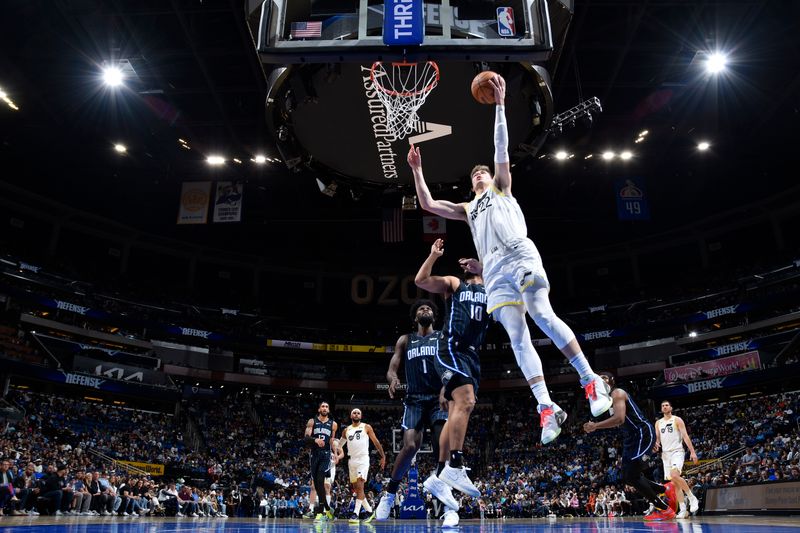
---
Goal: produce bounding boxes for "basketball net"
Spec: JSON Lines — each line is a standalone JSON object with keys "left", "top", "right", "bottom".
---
{"left": 369, "top": 61, "right": 439, "bottom": 140}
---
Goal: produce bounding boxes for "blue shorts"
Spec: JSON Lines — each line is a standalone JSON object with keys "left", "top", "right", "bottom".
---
{"left": 401, "top": 394, "right": 447, "bottom": 431}
{"left": 434, "top": 343, "right": 480, "bottom": 401}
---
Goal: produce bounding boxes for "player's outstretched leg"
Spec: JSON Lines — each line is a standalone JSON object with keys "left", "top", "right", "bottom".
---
{"left": 523, "top": 286, "right": 612, "bottom": 417}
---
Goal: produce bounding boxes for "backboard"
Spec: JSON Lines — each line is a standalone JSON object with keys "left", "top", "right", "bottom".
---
{"left": 245, "top": 0, "right": 574, "bottom": 187}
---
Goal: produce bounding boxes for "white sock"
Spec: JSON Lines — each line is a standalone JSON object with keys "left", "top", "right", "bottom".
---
{"left": 530, "top": 380, "right": 553, "bottom": 407}
{"left": 362, "top": 499, "right": 372, "bottom": 513}
{"left": 326, "top": 495, "right": 331, "bottom": 507}
{"left": 355, "top": 500, "right": 363, "bottom": 516}
{"left": 569, "top": 352, "right": 595, "bottom": 383}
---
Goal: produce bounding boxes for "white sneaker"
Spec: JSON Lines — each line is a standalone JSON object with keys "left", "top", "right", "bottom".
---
{"left": 423, "top": 473, "right": 461, "bottom": 509}
{"left": 442, "top": 509, "right": 459, "bottom": 528}
{"left": 375, "top": 492, "right": 395, "bottom": 521}
{"left": 539, "top": 403, "right": 568, "bottom": 444}
{"left": 55, "top": 511, "right": 64, "bottom": 516}
{"left": 582, "top": 374, "right": 612, "bottom": 417}
{"left": 676, "top": 509, "right": 689, "bottom": 519}
{"left": 81, "top": 511, "right": 92, "bottom": 516}
{"left": 689, "top": 496, "right": 699, "bottom": 514}
{"left": 645, "top": 503, "right": 655, "bottom": 516}
{"left": 438, "top": 465, "right": 480, "bottom": 498}
{"left": 177, "top": 512, "right": 184, "bottom": 517}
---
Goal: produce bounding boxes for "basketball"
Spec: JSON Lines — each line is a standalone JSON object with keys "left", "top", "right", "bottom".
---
{"left": 471, "top": 71, "right": 500, "bottom": 104}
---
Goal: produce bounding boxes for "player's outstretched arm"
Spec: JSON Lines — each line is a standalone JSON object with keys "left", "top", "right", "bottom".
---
{"left": 407, "top": 145, "right": 467, "bottom": 221}
{"left": 415, "top": 238, "right": 460, "bottom": 296}
{"left": 653, "top": 420, "right": 661, "bottom": 453}
{"left": 678, "top": 417, "right": 698, "bottom": 463}
{"left": 489, "top": 75, "right": 512, "bottom": 194}
{"left": 365, "top": 424, "right": 386, "bottom": 470}
{"left": 584, "top": 390, "right": 626, "bottom": 433}
{"left": 386, "top": 335, "right": 407, "bottom": 399}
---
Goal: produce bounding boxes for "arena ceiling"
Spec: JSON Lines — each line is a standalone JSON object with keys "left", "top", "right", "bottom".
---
{"left": 0, "top": 0, "right": 798, "bottom": 272}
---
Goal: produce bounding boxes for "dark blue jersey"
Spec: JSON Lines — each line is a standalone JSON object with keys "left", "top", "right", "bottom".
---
{"left": 405, "top": 331, "right": 442, "bottom": 395}
{"left": 441, "top": 282, "right": 489, "bottom": 355}
{"left": 310, "top": 417, "right": 335, "bottom": 457}
{"left": 614, "top": 388, "right": 655, "bottom": 461}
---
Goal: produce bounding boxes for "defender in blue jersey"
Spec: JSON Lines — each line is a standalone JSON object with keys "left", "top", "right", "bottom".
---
{"left": 304, "top": 401, "right": 339, "bottom": 521}
{"left": 377, "top": 300, "right": 450, "bottom": 520}
{"left": 583, "top": 374, "right": 676, "bottom": 522}
{"left": 415, "top": 238, "right": 490, "bottom": 528}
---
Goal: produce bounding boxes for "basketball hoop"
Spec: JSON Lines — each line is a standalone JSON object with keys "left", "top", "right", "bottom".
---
{"left": 369, "top": 61, "right": 440, "bottom": 140}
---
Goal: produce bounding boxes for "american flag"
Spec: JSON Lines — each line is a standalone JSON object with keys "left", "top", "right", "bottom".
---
{"left": 382, "top": 208, "right": 404, "bottom": 243}
{"left": 290, "top": 21, "right": 323, "bottom": 38}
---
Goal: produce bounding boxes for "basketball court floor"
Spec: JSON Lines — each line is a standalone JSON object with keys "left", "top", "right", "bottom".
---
{"left": 2, "top": 516, "right": 800, "bottom": 533}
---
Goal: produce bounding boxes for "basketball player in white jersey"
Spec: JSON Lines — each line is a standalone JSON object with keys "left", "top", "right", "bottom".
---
{"left": 408, "top": 74, "right": 612, "bottom": 444}
{"left": 653, "top": 400, "right": 699, "bottom": 518}
{"left": 337, "top": 408, "right": 386, "bottom": 523}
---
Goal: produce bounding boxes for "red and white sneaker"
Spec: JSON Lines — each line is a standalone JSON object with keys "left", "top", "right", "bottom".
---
{"left": 583, "top": 374, "right": 612, "bottom": 417}
{"left": 539, "top": 403, "right": 567, "bottom": 444}
{"left": 643, "top": 507, "right": 676, "bottom": 521}
{"left": 663, "top": 482, "right": 678, "bottom": 512}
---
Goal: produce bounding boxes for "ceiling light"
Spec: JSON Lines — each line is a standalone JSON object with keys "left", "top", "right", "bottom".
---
{"left": 634, "top": 138, "right": 644, "bottom": 144}
{"left": 697, "top": 141, "right": 711, "bottom": 151}
{"left": 602, "top": 151, "right": 615, "bottom": 160}
{"left": 113, "top": 143, "right": 127, "bottom": 154}
{"left": 102, "top": 66, "right": 124, "bottom": 87}
{"left": 178, "top": 138, "right": 187, "bottom": 144}
{"left": 706, "top": 52, "right": 728, "bottom": 74}
{"left": 233, "top": 158, "right": 242, "bottom": 164}
{"left": 688, "top": 331, "right": 698, "bottom": 338}
{"left": 252, "top": 155, "right": 267, "bottom": 164}
{"left": 0, "top": 87, "right": 19, "bottom": 110}
{"left": 619, "top": 151, "right": 632, "bottom": 160}
{"left": 206, "top": 155, "right": 225, "bottom": 165}
{"left": 584, "top": 154, "right": 593, "bottom": 159}
{"left": 555, "top": 151, "right": 568, "bottom": 160}
{"left": 638, "top": 130, "right": 648, "bottom": 137}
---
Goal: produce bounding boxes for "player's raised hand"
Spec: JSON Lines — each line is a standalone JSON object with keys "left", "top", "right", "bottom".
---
{"left": 431, "top": 238, "right": 444, "bottom": 257}
{"left": 489, "top": 74, "right": 506, "bottom": 105}
{"left": 407, "top": 144, "right": 422, "bottom": 170}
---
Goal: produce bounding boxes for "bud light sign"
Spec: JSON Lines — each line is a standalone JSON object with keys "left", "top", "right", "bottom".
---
{"left": 497, "top": 7, "right": 516, "bottom": 37}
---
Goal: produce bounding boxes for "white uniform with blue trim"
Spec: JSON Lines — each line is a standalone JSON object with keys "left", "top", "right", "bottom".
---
{"left": 656, "top": 416, "right": 685, "bottom": 480}
{"left": 464, "top": 186, "right": 548, "bottom": 314}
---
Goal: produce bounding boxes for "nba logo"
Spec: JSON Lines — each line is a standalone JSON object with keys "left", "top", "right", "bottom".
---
{"left": 497, "top": 7, "right": 515, "bottom": 37}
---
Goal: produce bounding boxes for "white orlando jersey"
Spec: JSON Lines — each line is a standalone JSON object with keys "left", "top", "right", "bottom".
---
{"left": 344, "top": 423, "right": 369, "bottom": 459}
{"left": 657, "top": 417, "right": 683, "bottom": 453}
{"left": 465, "top": 186, "right": 529, "bottom": 265}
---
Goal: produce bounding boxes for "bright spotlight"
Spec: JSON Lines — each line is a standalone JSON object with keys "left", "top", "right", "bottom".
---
{"left": 602, "top": 151, "right": 615, "bottom": 160}
{"left": 206, "top": 155, "right": 225, "bottom": 165}
{"left": 697, "top": 141, "right": 711, "bottom": 151}
{"left": 706, "top": 52, "right": 728, "bottom": 74}
{"left": 102, "top": 66, "right": 124, "bottom": 87}
{"left": 252, "top": 155, "right": 267, "bottom": 164}
{"left": 113, "top": 143, "right": 127, "bottom": 154}
{"left": 620, "top": 151, "right": 633, "bottom": 160}
{"left": 555, "top": 151, "right": 568, "bottom": 160}
{"left": 688, "top": 331, "right": 698, "bottom": 338}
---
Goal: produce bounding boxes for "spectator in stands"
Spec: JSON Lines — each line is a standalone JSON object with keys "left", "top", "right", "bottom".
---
{"left": 69, "top": 470, "right": 91, "bottom": 515}
{"left": 39, "top": 464, "right": 70, "bottom": 515}
{"left": 13, "top": 462, "right": 39, "bottom": 515}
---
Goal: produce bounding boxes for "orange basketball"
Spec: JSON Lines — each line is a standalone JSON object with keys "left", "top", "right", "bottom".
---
{"left": 471, "top": 71, "right": 500, "bottom": 104}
